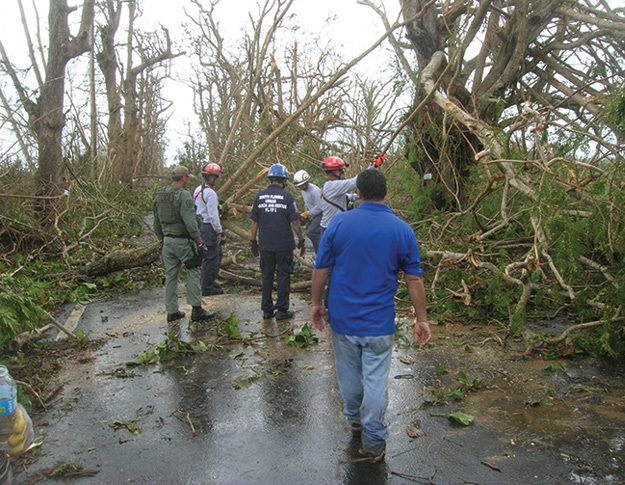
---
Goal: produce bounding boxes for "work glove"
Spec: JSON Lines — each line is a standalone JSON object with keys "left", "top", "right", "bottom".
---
{"left": 197, "top": 243, "right": 211, "bottom": 259}
{"left": 7, "top": 404, "right": 33, "bottom": 457}
{"left": 298, "top": 238, "right": 306, "bottom": 257}
{"left": 251, "top": 240, "right": 259, "bottom": 257}
{"left": 369, "top": 153, "right": 386, "bottom": 169}
{"left": 299, "top": 211, "right": 309, "bottom": 227}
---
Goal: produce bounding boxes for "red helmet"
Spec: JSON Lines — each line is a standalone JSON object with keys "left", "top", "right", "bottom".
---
{"left": 202, "top": 163, "right": 223, "bottom": 176}
{"left": 321, "top": 156, "right": 349, "bottom": 172}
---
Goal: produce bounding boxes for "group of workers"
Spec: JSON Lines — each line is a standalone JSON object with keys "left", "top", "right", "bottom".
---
{"left": 152, "top": 154, "right": 430, "bottom": 460}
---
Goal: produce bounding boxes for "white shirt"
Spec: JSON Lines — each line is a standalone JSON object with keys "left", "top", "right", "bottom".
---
{"left": 301, "top": 183, "right": 322, "bottom": 216}
{"left": 320, "top": 177, "right": 358, "bottom": 228}
{"left": 193, "top": 184, "right": 222, "bottom": 234}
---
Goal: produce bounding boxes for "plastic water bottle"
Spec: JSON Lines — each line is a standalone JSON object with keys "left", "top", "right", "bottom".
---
{"left": 0, "top": 365, "right": 17, "bottom": 448}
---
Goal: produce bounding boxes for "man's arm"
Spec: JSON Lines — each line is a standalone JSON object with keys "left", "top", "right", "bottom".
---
{"left": 153, "top": 199, "right": 163, "bottom": 241}
{"left": 251, "top": 220, "right": 258, "bottom": 241}
{"left": 179, "top": 190, "right": 202, "bottom": 242}
{"left": 206, "top": 188, "right": 223, "bottom": 234}
{"left": 291, "top": 219, "right": 304, "bottom": 241}
{"left": 405, "top": 273, "right": 431, "bottom": 349}
{"left": 310, "top": 267, "right": 329, "bottom": 330}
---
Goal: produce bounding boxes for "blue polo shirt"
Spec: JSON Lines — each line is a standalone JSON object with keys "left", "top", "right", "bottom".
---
{"left": 314, "top": 202, "right": 423, "bottom": 336}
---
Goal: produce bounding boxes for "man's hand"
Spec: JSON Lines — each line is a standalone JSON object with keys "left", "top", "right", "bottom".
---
{"left": 311, "top": 304, "right": 328, "bottom": 331}
{"left": 298, "top": 238, "right": 306, "bottom": 257}
{"left": 197, "top": 243, "right": 210, "bottom": 259}
{"left": 251, "top": 240, "right": 259, "bottom": 257}
{"left": 413, "top": 319, "right": 431, "bottom": 349}
{"left": 219, "top": 234, "right": 226, "bottom": 246}
{"left": 7, "top": 404, "right": 33, "bottom": 457}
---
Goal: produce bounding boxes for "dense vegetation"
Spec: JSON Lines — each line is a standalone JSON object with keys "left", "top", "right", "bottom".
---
{"left": 1, "top": 0, "right": 624, "bottom": 360}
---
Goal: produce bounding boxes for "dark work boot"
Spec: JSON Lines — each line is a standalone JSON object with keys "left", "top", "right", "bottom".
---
{"left": 167, "top": 311, "right": 185, "bottom": 322}
{"left": 275, "top": 309, "right": 294, "bottom": 320}
{"left": 191, "top": 306, "right": 215, "bottom": 321}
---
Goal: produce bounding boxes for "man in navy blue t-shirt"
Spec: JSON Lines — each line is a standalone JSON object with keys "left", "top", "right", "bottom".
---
{"left": 311, "top": 169, "right": 431, "bottom": 459}
{"left": 251, "top": 164, "right": 305, "bottom": 320}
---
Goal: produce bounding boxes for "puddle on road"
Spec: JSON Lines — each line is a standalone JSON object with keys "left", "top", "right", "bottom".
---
{"left": 418, "top": 322, "right": 625, "bottom": 484}
{"left": 23, "top": 288, "right": 625, "bottom": 485}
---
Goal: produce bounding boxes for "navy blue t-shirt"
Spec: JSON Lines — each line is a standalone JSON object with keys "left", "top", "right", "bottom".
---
{"left": 251, "top": 184, "right": 300, "bottom": 252}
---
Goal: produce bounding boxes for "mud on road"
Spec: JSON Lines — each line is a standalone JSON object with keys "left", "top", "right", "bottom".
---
{"left": 14, "top": 285, "right": 625, "bottom": 485}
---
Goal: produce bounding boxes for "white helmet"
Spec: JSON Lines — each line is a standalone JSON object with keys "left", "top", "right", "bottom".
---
{"left": 293, "top": 170, "right": 311, "bottom": 187}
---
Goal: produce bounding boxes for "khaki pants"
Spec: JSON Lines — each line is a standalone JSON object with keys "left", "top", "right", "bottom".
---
{"left": 161, "top": 237, "right": 201, "bottom": 314}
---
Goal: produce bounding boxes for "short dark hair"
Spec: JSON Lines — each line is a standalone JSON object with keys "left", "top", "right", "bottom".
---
{"left": 357, "top": 169, "right": 387, "bottom": 201}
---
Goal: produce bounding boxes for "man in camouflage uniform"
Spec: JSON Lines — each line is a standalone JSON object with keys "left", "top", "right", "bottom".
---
{"left": 153, "top": 166, "right": 214, "bottom": 322}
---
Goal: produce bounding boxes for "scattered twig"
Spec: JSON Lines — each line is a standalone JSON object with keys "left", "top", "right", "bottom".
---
{"left": 390, "top": 470, "right": 435, "bottom": 484}
{"left": 41, "top": 308, "right": 75, "bottom": 339}
{"left": 43, "top": 384, "right": 64, "bottom": 404}
{"left": 175, "top": 409, "right": 196, "bottom": 437}
{"left": 15, "top": 379, "right": 47, "bottom": 411}
{"left": 543, "top": 317, "right": 624, "bottom": 345}
{"left": 480, "top": 460, "right": 501, "bottom": 472}
{"left": 336, "top": 452, "right": 386, "bottom": 479}
{"left": 390, "top": 446, "right": 420, "bottom": 458}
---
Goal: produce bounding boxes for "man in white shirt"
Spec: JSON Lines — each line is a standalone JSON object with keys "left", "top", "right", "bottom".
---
{"left": 293, "top": 169, "right": 323, "bottom": 253}
{"left": 193, "top": 163, "right": 226, "bottom": 296}
{"left": 319, "top": 156, "right": 360, "bottom": 229}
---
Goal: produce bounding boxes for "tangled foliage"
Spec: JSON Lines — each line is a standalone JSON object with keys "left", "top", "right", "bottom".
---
{"left": 0, "top": 170, "right": 163, "bottom": 347}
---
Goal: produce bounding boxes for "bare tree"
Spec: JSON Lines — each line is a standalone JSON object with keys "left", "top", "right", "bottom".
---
{"left": 185, "top": 0, "right": 405, "bottom": 207}
{"left": 96, "top": 0, "right": 182, "bottom": 186}
{"left": 0, "top": 0, "right": 95, "bottom": 220}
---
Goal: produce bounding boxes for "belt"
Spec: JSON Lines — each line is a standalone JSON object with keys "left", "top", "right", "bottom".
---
{"left": 164, "top": 234, "right": 191, "bottom": 239}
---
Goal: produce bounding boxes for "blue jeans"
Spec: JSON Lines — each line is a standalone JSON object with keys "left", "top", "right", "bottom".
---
{"left": 331, "top": 330, "right": 394, "bottom": 451}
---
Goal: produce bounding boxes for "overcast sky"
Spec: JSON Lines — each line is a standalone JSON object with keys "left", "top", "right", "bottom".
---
{"left": 0, "top": 0, "right": 401, "bottom": 162}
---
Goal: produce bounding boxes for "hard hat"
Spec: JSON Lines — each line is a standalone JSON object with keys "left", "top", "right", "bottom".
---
{"left": 202, "top": 163, "right": 223, "bottom": 176}
{"left": 293, "top": 170, "right": 311, "bottom": 186}
{"left": 268, "top": 163, "right": 289, "bottom": 179}
{"left": 321, "top": 156, "right": 349, "bottom": 172}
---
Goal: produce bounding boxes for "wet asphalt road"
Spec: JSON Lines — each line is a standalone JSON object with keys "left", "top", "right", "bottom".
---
{"left": 17, "top": 286, "right": 624, "bottom": 485}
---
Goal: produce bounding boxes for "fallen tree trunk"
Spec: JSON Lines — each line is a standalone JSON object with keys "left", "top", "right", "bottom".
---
{"left": 78, "top": 221, "right": 314, "bottom": 292}
{"left": 9, "top": 324, "right": 54, "bottom": 352}
{"left": 82, "top": 240, "right": 161, "bottom": 278}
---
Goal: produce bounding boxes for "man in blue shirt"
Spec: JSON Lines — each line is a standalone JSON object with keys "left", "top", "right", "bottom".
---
{"left": 251, "top": 164, "right": 305, "bottom": 320}
{"left": 311, "top": 169, "right": 431, "bottom": 459}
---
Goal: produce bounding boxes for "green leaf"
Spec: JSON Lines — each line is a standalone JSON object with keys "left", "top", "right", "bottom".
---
{"left": 449, "top": 412, "right": 474, "bottom": 426}
{"left": 457, "top": 370, "right": 470, "bottom": 387}
{"left": 284, "top": 323, "right": 319, "bottom": 348}
{"left": 445, "top": 389, "right": 465, "bottom": 401}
